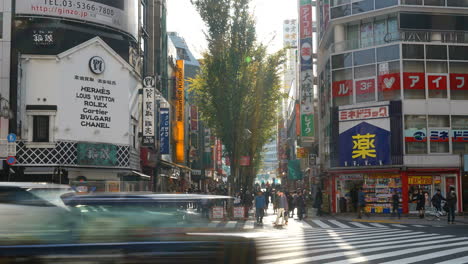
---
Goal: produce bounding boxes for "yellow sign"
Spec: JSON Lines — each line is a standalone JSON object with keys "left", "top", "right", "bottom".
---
{"left": 297, "top": 147, "right": 308, "bottom": 158}
{"left": 175, "top": 60, "right": 185, "bottom": 163}
{"left": 408, "top": 176, "right": 433, "bottom": 185}
{"left": 352, "top": 133, "right": 376, "bottom": 159}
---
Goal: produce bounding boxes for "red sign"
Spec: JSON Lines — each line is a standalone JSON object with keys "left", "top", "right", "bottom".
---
{"left": 6, "top": 156, "right": 16, "bottom": 166}
{"left": 216, "top": 139, "right": 222, "bottom": 168}
{"left": 450, "top": 73, "right": 468, "bottom": 90}
{"left": 355, "top": 79, "right": 375, "bottom": 95}
{"left": 332, "top": 80, "right": 353, "bottom": 97}
{"left": 190, "top": 106, "right": 198, "bottom": 131}
{"left": 240, "top": 156, "right": 251, "bottom": 166}
{"left": 339, "top": 106, "right": 389, "bottom": 121}
{"left": 295, "top": 103, "right": 301, "bottom": 136}
{"left": 378, "top": 73, "right": 400, "bottom": 91}
{"left": 403, "top": 72, "right": 425, "bottom": 90}
{"left": 299, "top": 4, "right": 312, "bottom": 39}
{"left": 428, "top": 75, "right": 448, "bottom": 90}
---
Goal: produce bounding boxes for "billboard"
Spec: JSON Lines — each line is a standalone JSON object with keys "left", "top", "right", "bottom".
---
{"left": 160, "top": 108, "right": 170, "bottom": 155}
{"left": 20, "top": 37, "right": 138, "bottom": 145}
{"left": 339, "top": 104, "right": 391, "bottom": 167}
{"left": 142, "top": 87, "right": 155, "bottom": 146}
{"left": 283, "top": 19, "right": 298, "bottom": 47}
{"left": 16, "top": 0, "right": 139, "bottom": 39}
{"left": 174, "top": 60, "right": 185, "bottom": 163}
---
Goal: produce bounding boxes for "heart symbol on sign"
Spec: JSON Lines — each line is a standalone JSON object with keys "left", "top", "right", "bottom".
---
{"left": 384, "top": 77, "right": 395, "bottom": 89}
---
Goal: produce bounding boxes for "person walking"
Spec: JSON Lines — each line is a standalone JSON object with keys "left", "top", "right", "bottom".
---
{"left": 296, "top": 192, "right": 306, "bottom": 220}
{"left": 274, "top": 192, "right": 288, "bottom": 226}
{"left": 264, "top": 191, "right": 270, "bottom": 216}
{"left": 357, "top": 188, "right": 369, "bottom": 219}
{"left": 446, "top": 187, "right": 457, "bottom": 224}
{"left": 431, "top": 189, "right": 446, "bottom": 212}
{"left": 391, "top": 190, "right": 401, "bottom": 219}
{"left": 314, "top": 188, "right": 323, "bottom": 217}
{"left": 413, "top": 189, "right": 425, "bottom": 219}
{"left": 255, "top": 191, "right": 266, "bottom": 224}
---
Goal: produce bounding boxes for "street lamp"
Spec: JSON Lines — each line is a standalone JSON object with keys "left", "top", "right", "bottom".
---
{"left": 0, "top": 94, "right": 14, "bottom": 119}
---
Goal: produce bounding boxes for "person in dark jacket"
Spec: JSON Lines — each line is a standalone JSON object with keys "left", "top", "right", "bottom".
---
{"left": 315, "top": 188, "right": 323, "bottom": 217}
{"left": 446, "top": 187, "right": 457, "bottom": 224}
{"left": 413, "top": 189, "right": 425, "bottom": 219}
{"left": 431, "top": 189, "right": 446, "bottom": 212}
{"left": 296, "top": 192, "right": 306, "bottom": 220}
{"left": 391, "top": 190, "right": 400, "bottom": 219}
{"left": 255, "top": 191, "right": 266, "bottom": 224}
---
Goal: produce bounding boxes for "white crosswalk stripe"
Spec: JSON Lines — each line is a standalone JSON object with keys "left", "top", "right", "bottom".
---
{"left": 243, "top": 220, "right": 255, "bottom": 229}
{"left": 328, "top": 220, "right": 351, "bottom": 228}
{"left": 391, "top": 224, "right": 406, "bottom": 228}
{"left": 311, "top": 220, "right": 332, "bottom": 228}
{"left": 255, "top": 225, "right": 468, "bottom": 264}
{"left": 412, "top": 224, "right": 426, "bottom": 227}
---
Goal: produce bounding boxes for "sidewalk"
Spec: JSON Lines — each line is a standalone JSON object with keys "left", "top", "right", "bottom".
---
{"left": 308, "top": 209, "right": 468, "bottom": 225}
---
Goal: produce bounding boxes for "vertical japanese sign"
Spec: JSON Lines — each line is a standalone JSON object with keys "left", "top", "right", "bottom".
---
{"left": 216, "top": 139, "right": 222, "bottom": 169}
{"left": 190, "top": 105, "right": 198, "bottom": 131}
{"left": 175, "top": 60, "right": 185, "bottom": 163}
{"left": 160, "top": 108, "right": 170, "bottom": 155}
{"left": 142, "top": 87, "right": 155, "bottom": 146}
{"left": 299, "top": 0, "right": 314, "bottom": 141}
{"left": 283, "top": 19, "right": 298, "bottom": 47}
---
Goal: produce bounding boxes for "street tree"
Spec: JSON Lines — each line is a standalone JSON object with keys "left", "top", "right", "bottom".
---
{"left": 190, "top": 0, "right": 284, "bottom": 194}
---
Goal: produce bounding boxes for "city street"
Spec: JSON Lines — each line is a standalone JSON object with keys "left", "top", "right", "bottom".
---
{"left": 206, "top": 206, "right": 468, "bottom": 264}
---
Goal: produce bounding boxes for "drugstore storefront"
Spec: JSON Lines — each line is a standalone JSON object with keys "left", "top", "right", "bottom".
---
{"left": 331, "top": 168, "right": 462, "bottom": 214}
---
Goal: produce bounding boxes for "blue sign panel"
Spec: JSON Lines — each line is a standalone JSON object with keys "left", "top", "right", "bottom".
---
{"left": 339, "top": 122, "right": 391, "bottom": 167}
{"left": 160, "top": 108, "right": 170, "bottom": 155}
{"left": 300, "top": 37, "right": 313, "bottom": 71}
{"left": 7, "top": 133, "right": 16, "bottom": 143}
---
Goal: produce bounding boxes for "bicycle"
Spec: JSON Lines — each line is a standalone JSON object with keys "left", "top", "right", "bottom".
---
{"left": 425, "top": 204, "right": 447, "bottom": 221}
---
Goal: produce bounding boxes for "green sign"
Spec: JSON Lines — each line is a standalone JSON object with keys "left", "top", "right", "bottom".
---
{"left": 77, "top": 143, "right": 118, "bottom": 166}
{"left": 288, "top": 160, "right": 303, "bottom": 180}
{"left": 301, "top": 114, "right": 315, "bottom": 137}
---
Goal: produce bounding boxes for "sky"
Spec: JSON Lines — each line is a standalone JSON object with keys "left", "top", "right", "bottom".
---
{"left": 167, "top": 0, "right": 299, "bottom": 59}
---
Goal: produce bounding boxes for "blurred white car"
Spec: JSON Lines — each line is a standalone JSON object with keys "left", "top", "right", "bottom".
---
{"left": 0, "top": 182, "right": 75, "bottom": 244}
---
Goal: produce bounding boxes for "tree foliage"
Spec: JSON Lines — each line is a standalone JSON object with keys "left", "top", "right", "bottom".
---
{"left": 190, "top": 0, "right": 284, "bottom": 192}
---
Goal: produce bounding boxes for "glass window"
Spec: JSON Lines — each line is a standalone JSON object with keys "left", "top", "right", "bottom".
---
{"left": 331, "top": 5, "right": 351, "bottom": 19}
{"left": 405, "top": 115, "right": 427, "bottom": 154}
{"left": 353, "top": 48, "right": 375, "bottom": 66}
{"left": 33, "top": 116, "right": 50, "bottom": 143}
{"left": 360, "top": 23, "right": 374, "bottom": 48}
{"left": 427, "top": 61, "right": 447, "bottom": 73}
{"left": 424, "top": 0, "right": 445, "bottom": 5}
{"left": 355, "top": 78, "right": 376, "bottom": 103}
{"left": 377, "top": 45, "right": 400, "bottom": 62}
{"left": 374, "top": 20, "right": 386, "bottom": 46}
{"left": 375, "top": 0, "right": 398, "bottom": 9}
{"left": 450, "top": 62, "right": 468, "bottom": 100}
{"left": 332, "top": 52, "right": 353, "bottom": 69}
{"left": 387, "top": 17, "right": 399, "bottom": 41}
{"left": 426, "top": 45, "right": 447, "bottom": 60}
{"left": 378, "top": 61, "right": 401, "bottom": 101}
{"left": 354, "top": 64, "right": 375, "bottom": 79}
{"left": 331, "top": 0, "right": 351, "bottom": 7}
{"left": 346, "top": 24, "right": 359, "bottom": 50}
{"left": 0, "top": 13, "right": 3, "bottom": 39}
{"left": 449, "top": 46, "right": 468, "bottom": 61}
{"left": 403, "top": 44, "right": 424, "bottom": 59}
{"left": 332, "top": 69, "right": 353, "bottom": 106}
{"left": 447, "top": 0, "right": 468, "bottom": 7}
{"left": 403, "top": 61, "right": 426, "bottom": 99}
{"left": 352, "top": 0, "right": 374, "bottom": 14}
{"left": 452, "top": 116, "right": 468, "bottom": 154}
{"left": 429, "top": 115, "right": 450, "bottom": 127}
{"left": 402, "top": 0, "right": 423, "bottom": 4}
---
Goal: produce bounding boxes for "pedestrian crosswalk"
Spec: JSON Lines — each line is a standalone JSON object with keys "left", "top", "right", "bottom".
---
{"left": 206, "top": 218, "right": 434, "bottom": 230}
{"left": 255, "top": 227, "right": 468, "bottom": 264}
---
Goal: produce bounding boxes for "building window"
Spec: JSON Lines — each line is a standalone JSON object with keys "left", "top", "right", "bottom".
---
{"left": 378, "top": 61, "right": 401, "bottom": 101}
{"left": 354, "top": 65, "right": 376, "bottom": 103}
{"left": 403, "top": 61, "right": 426, "bottom": 99}
{"left": 0, "top": 13, "right": 3, "bottom": 39}
{"left": 360, "top": 23, "right": 373, "bottom": 48}
{"left": 450, "top": 62, "right": 468, "bottom": 100}
{"left": 33, "top": 116, "right": 50, "bottom": 142}
{"left": 427, "top": 61, "right": 448, "bottom": 99}
{"left": 403, "top": 44, "right": 424, "bottom": 60}
{"left": 332, "top": 68, "right": 353, "bottom": 106}
{"left": 176, "top": 48, "right": 191, "bottom": 61}
{"left": 405, "top": 115, "right": 427, "bottom": 154}
{"left": 428, "top": 115, "right": 450, "bottom": 153}
{"left": 447, "top": 0, "right": 468, "bottom": 7}
{"left": 452, "top": 116, "right": 468, "bottom": 154}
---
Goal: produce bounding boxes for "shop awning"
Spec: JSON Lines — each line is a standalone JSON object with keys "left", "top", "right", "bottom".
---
{"left": 23, "top": 167, "right": 57, "bottom": 175}
{"left": 160, "top": 160, "right": 192, "bottom": 172}
{"left": 131, "top": 171, "right": 151, "bottom": 179}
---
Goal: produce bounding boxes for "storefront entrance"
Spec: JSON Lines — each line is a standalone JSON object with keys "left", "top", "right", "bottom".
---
{"left": 407, "top": 174, "right": 458, "bottom": 213}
